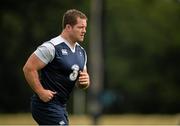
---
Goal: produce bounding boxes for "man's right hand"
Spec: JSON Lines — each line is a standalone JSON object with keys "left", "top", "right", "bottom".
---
{"left": 37, "top": 89, "right": 57, "bottom": 102}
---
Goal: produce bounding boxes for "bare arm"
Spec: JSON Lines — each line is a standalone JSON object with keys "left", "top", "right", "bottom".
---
{"left": 23, "top": 53, "right": 56, "bottom": 102}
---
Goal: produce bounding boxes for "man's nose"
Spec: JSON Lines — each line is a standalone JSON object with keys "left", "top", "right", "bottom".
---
{"left": 82, "top": 28, "right": 86, "bottom": 33}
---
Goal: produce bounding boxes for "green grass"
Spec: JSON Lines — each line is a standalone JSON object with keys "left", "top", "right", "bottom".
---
{"left": 0, "top": 113, "right": 180, "bottom": 125}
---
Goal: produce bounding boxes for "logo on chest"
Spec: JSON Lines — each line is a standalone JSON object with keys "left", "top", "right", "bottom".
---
{"left": 61, "top": 49, "right": 68, "bottom": 55}
{"left": 79, "top": 51, "right": 83, "bottom": 56}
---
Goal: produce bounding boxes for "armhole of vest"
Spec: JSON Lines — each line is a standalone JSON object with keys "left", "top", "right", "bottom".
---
{"left": 83, "top": 49, "right": 87, "bottom": 70}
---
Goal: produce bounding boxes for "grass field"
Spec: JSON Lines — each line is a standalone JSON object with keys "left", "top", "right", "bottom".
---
{"left": 0, "top": 113, "right": 180, "bottom": 125}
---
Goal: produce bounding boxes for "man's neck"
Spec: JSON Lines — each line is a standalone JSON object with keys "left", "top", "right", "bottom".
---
{"left": 60, "top": 32, "right": 76, "bottom": 49}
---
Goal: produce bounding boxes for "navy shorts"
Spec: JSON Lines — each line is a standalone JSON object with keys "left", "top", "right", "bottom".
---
{"left": 31, "top": 95, "right": 69, "bottom": 125}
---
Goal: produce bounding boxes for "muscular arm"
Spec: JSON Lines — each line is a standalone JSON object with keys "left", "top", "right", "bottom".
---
{"left": 23, "top": 53, "right": 56, "bottom": 102}
{"left": 23, "top": 53, "right": 46, "bottom": 94}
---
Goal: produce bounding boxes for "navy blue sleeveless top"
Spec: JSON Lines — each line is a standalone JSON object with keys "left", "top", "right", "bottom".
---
{"left": 40, "top": 40, "right": 86, "bottom": 104}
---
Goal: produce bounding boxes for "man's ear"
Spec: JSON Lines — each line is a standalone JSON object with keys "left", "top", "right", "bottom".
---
{"left": 66, "top": 24, "right": 72, "bottom": 31}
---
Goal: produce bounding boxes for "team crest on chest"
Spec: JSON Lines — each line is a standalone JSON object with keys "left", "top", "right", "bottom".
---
{"left": 61, "top": 49, "right": 68, "bottom": 55}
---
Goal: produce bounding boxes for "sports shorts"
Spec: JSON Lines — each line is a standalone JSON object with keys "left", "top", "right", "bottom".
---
{"left": 31, "top": 94, "right": 69, "bottom": 125}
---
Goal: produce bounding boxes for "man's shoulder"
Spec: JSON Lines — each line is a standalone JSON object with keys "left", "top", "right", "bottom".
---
{"left": 50, "top": 36, "right": 64, "bottom": 46}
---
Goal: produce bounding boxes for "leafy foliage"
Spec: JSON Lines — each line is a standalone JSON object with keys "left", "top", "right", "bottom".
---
{"left": 104, "top": 0, "right": 180, "bottom": 113}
